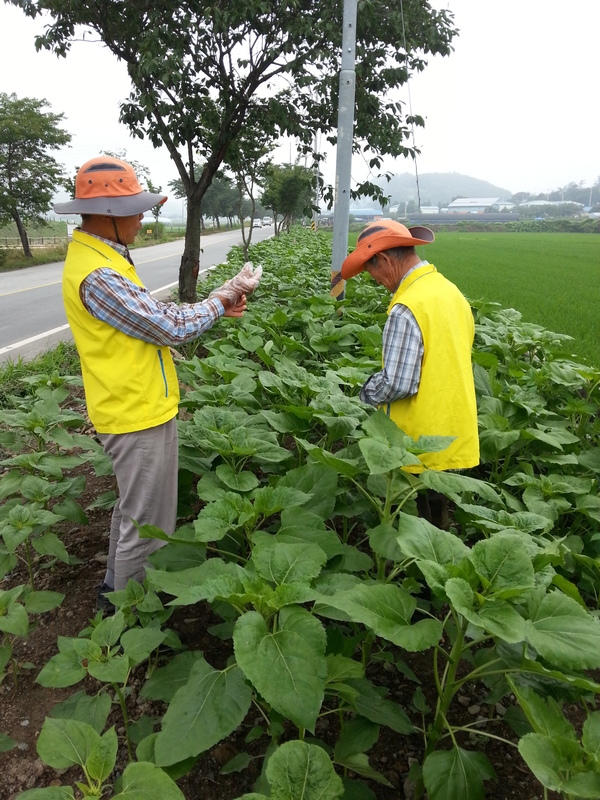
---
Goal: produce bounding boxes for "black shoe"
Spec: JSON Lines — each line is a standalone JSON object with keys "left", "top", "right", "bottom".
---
{"left": 96, "top": 582, "right": 116, "bottom": 614}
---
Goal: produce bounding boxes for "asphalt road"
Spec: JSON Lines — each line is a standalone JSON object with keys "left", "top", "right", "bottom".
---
{"left": 0, "top": 227, "right": 273, "bottom": 364}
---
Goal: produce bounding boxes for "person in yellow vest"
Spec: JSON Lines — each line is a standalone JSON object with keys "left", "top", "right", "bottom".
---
{"left": 341, "top": 220, "right": 479, "bottom": 524}
{"left": 55, "top": 155, "right": 262, "bottom": 611}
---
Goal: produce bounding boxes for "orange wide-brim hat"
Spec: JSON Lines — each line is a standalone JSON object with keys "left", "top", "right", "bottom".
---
{"left": 341, "top": 220, "right": 435, "bottom": 279}
{"left": 54, "top": 156, "right": 167, "bottom": 217}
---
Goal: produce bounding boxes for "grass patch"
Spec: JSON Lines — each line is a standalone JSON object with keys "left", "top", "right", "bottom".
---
{"left": 346, "top": 230, "right": 599, "bottom": 367}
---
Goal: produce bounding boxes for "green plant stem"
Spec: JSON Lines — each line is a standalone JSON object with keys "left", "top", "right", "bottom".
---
{"left": 113, "top": 683, "right": 133, "bottom": 762}
{"left": 441, "top": 724, "right": 518, "bottom": 748}
{"left": 24, "top": 540, "right": 35, "bottom": 591}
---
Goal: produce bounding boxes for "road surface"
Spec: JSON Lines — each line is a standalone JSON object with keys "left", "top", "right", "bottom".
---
{"left": 0, "top": 227, "right": 272, "bottom": 364}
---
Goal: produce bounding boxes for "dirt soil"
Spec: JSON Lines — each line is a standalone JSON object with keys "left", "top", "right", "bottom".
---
{"left": 0, "top": 461, "right": 564, "bottom": 800}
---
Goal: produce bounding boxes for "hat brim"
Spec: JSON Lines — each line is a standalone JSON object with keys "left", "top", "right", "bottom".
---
{"left": 341, "top": 227, "right": 434, "bottom": 279}
{"left": 53, "top": 191, "right": 167, "bottom": 217}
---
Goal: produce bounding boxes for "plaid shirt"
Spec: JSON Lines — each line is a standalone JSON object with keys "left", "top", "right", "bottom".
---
{"left": 79, "top": 232, "right": 224, "bottom": 346}
{"left": 360, "top": 262, "right": 426, "bottom": 406}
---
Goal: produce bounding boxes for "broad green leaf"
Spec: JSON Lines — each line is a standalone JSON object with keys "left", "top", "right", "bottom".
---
{"left": 525, "top": 591, "right": 600, "bottom": 670}
{"left": 0, "top": 600, "right": 28, "bottom": 637}
{"left": 276, "top": 512, "right": 344, "bottom": 560}
{"left": 582, "top": 711, "right": 600, "bottom": 757}
{"left": 358, "top": 438, "right": 421, "bottom": 474}
{"left": 367, "top": 523, "right": 404, "bottom": 562}
{"left": 0, "top": 549, "right": 17, "bottom": 580}
{"left": 332, "top": 752, "right": 392, "bottom": 786}
{"left": 518, "top": 734, "right": 585, "bottom": 794}
{"left": 234, "top": 607, "right": 327, "bottom": 732}
{"left": 215, "top": 464, "right": 259, "bottom": 492}
{"left": 91, "top": 611, "right": 126, "bottom": 648}
{"left": 508, "top": 682, "right": 576, "bottom": 739}
{"left": 154, "top": 659, "right": 251, "bottom": 766}
{"left": 469, "top": 534, "right": 535, "bottom": 598}
{"left": 24, "top": 590, "right": 65, "bottom": 614}
{"left": 31, "top": 532, "right": 70, "bottom": 563}
{"left": 17, "top": 789, "right": 75, "bottom": 800}
{"left": 334, "top": 717, "right": 379, "bottom": 761}
{"left": 120, "top": 628, "right": 166, "bottom": 666}
{"left": 315, "top": 583, "right": 442, "bottom": 652}
{"left": 348, "top": 679, "right": 413, "bottom": 734}
{"left": 87, "top": 654, "right": 130, "bottom": 685}
{"left": 86, "top": 726, "right": 118, "bottom": 783}
{"left": 36, "top": 717, "right": 100, "bottom": 769}
{"left": 0, "top": 732, "right": 17, "bottom": 752}
{"left": 220, "top": 752, "right": 253, "bottom": 774}
{"left": 423, "top": 747, "right": 496, "bottom": 800}
{"left": 253, "top": 486, "right": 312, "bottom": 517}
{"left": 146, "top": 560, "right": 243, "bottom": 605}
{"left": 326, "top": 654, "right": 364, "bottom": 684}
{"left": 49, "top": 691, "right": 112, "bottom": 734}
{"left": 277, "top": 463, "right": 338, "bottom": 519}
{"left": 420, "top": 470, "right": 499, "bottom": 504}
{"left": 37, "top": 650, "right": 87, "bottom": 688}
{"left": 266, "top": 740, "right": 344, "bottom": 800}
{"left": 397, "top": 512, "right": 469, "bottom": 564}
{"left": 113, "top": 761, "right": 185, "bottom": 799}
{"left": 140, "top": 651, "right": 206, "bottom": 703}
{"left": 252, "top": 541, "right": 327, "bottom": 585}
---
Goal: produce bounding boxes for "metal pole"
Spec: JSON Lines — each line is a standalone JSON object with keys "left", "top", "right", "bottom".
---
{"left": 330, "top": 0, "right": 357, "bottom": 300}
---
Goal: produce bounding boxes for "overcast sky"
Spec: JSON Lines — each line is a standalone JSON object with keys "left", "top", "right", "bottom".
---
{"left": 2, "top": 0, "right": 598, "bottom": 214}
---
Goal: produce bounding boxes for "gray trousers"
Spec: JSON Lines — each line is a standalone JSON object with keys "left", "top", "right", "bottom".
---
{"left": 99, "top": 417, "right": 178, "bottom": 590}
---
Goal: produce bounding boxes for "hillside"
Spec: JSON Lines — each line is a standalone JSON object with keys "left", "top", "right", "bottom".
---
{"left": 354, "top": 172, "right": 513, "bottom": 209}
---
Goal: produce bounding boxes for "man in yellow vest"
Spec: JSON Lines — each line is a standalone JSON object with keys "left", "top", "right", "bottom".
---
{"left": 55, "top": 155, "right": 261, "bottom": 610}
{"left": 341, "top": 220, "right": 479, "bottom": 523}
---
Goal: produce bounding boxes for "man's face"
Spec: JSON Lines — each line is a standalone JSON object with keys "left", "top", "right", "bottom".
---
{"left": 114, "top": 213, "right": 144, "bottom": 245}
{"left": 364, "top": 252, "right": 402, "bottom": 293}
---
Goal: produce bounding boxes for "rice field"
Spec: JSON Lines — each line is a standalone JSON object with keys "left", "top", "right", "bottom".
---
{"left": 348, "top": 231, "right": 600, "bottom": 367}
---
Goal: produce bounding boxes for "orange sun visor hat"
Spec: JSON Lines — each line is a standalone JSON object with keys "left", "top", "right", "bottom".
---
{"left": 341, "top": 220, "right": 435, "bottom": 280}
{"left": 53, "top": 156, "right": 167, "bottom": 217}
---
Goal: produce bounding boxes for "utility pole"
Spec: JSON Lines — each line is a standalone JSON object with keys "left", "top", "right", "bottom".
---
{"left": 330, "top": 0, "right": 357, "bottom": 301}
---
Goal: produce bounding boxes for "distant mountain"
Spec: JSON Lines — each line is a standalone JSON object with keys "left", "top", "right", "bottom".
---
{"left": 352, "top": 172, "right": 513, "bottom": 209}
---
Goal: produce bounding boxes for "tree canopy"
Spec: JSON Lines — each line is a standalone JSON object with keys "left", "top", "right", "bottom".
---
{"left": 10, "top": 0, "right": 457, "bottom": 299}
{"left": 0, "top": 92, "right": 71, "bottom": 257}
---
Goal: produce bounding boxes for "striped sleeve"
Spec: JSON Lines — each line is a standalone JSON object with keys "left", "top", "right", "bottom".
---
{"left": 80, "top": 268, "right": 224, "bottom": 346}
{"left": 359, "top": 303, "right": 424, "bottom": 405}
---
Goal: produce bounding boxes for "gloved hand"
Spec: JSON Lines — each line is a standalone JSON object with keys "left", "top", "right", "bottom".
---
{"left": 209, "top": 262, "right": 263, "bottom": 304}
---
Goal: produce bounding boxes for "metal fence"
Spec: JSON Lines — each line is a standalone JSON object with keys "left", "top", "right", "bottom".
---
{"left": 1, "top": 237, "right": 68, "bottom": 249}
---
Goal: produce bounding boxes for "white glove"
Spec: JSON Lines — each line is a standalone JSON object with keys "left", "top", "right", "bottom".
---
{"left": 209, "top": 262, "right": 263, "bottom": 304}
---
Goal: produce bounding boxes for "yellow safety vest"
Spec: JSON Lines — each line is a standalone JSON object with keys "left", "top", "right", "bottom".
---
{"left": 385, "top": 263, "right": 479, "bottom": 472}
{"left": 62, "top": 230, "right": 179, "bottom": 434}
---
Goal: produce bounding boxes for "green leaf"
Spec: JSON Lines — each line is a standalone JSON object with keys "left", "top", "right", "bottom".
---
{"left": 36, "top": 717, "right": 100, "bottom": 769}
{"left": 140, "top": 651, "right": 206, "bottom": 703}
{"left": 87, "top": 654, "right": 130, "bottom": 685}
{"left": 525, "top": 591, "right": 600, "bottom": 670}
{"left": 24, "top": 590, "right": 65, "bottom": 614}
{"left": 348, "top": 679, "right": 413, "bottom": 734}
{"left": 220, "top": 752, "right": 253, "bottom": 774}
{"left": 91, "top": 611, "right": 126, "bottom": 648}
{"left": 423, "top": 747, "right": 496, "bottom": 800}
{"left": 120, "top": 627, "right": 166, "bottom": 666}
{"left": 113, "top": 761, "right": 185, "bottom": 799}
{"left": 419, "top": 469, "right": 499, "bottom": 504}
{"left": 234, "top": 607, "right": 327, "bottom": 732}
{"left": 397, "top": 512, "right": 469, "bottom": 564}
{"left": 508, "top": 682, "right": 576, "bottom": 739}
{"left": 86, "top": 725, "right": 118, "bottom": 783}
{"left": 266, "top": 740, "right": 344, "bottom": 800}
{"left": 49, "top": 690, "right": 111, "bottom": 734}
{"left": 0, "top": 732, "right": 17, "bottom": 752}
{"left": 582, "top": 711, "right": 600, "bottom": 757}
{"left": 31, "top": 532, "right": 70, "bottom": 563}
{"left": 154, "top": 658, "right": 251, "bottom": 766}
{"left": 0, "top": 599, "right": 28, "bottom": 637}
{"left": 37, "top": 650, "right": 87, "bottom": 688}
{"left": 215, "top": 464, "right": 259, "bottom": 492}
{"left": 518, "top": 734, "right": 584, "bottom": 794}
{"left": 16, "top": 789, "right": 75, "bottom": 800}
{"left": 277, "top": 463, "right": 338, "bottom": 519}
{"left": 317, "top": 582, "right": 441, "bottom": 652}
{"left": 252, "top": 540, "right": 327, "bottom": 585}
{"left": 358, "top": 438, "right": 421, "bottom": 474}
{"left": 468, "top": 534, "right": 535, "bottom": 598}
{"left": 334, "top": 717, "right": 379, "bottom": 762}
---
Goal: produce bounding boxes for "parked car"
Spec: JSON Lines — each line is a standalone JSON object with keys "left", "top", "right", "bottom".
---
{"left": 252, "top": 219, "right": 263, "bottom": 228}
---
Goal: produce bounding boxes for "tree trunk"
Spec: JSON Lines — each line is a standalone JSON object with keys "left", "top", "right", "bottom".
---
{"left": 12, "top": 211, "right": 32, "bottom": 258}
{"left": 179, "top": 196, "right": 202, "bottom": 303}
